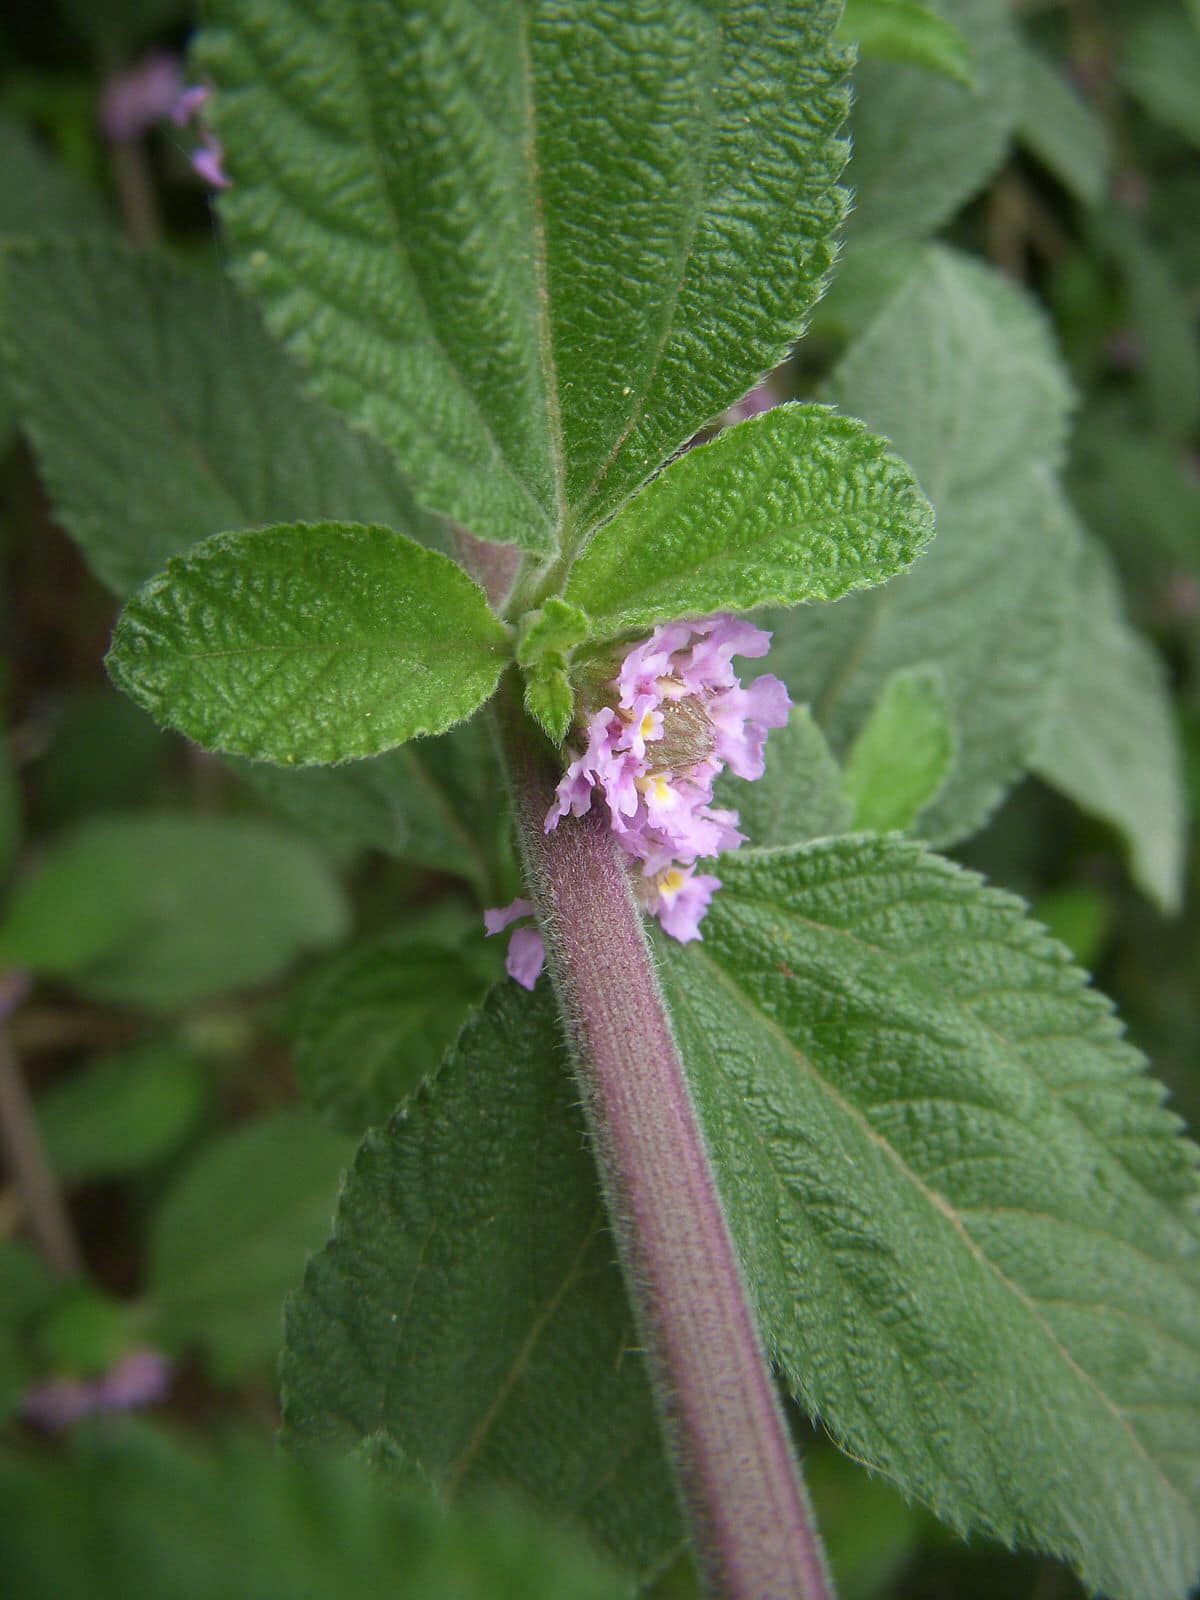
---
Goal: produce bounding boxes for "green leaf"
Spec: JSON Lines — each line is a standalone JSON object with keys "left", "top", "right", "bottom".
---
{"left": 1122, "top": 11, "right": 1200, "bottom": 149}
{"left": 149, "top": 1109, "right": 353, "bottom": 1382}
{"left": 1033, "top": 528, "right": 1186, "bottom": 914}
{"left": 565, "top": 406, "right": 933, "bottom": 639}
{"left": 846, "top": 0, "right": 1022, "bottom": 245}
{"left": 523, "top": 667, "right": 574, "bottom": 745}
{"left": 233, "top": 717, "right": 505, "bottom": 900}
{"left": 661, "top": 836, "right": 1200, "bottom": 1600}
{"left": 0, "top": 814, "right": 348, "bottom": 1010}
{"left": 839, "top": 0, "right": 974, "bottom": 88}
{"left": 771, "top": 246, "right": 1075, "bottom": 845}
{"left": 35, "top": 689, "right": 166, "bottom": 827}
{"left": 717, "top": 705, "right": 851, "bottom": 849}
{"left": 199, "top": 0, "right": 850, "bottom": 547}
{"left": 842, "top": 664, "right": 955, "bottom": 832}
{"left": 37, "top": 1043, "right": 209, "bottom": 1184}
{"left": 37, "top": 1288, "right": 133, "bottom": 1379}
{"left": 0, "top": 243, "right": 453, "bottom": 596}
{"left": 282, "top": 982, "right": 680, "bottom": 1578}
{"left": 0, "top": 117, "right": 111, "bottom": 240}
{"left": 1096, "top": 208, "right": 1200, "bottom": 444}
{"left": 107, "top": 523, "right": 511, "bottom": 766}
{"left": 1016, "top": 45, "right": 1109, "bottom": 208}
{"left": 0, "top": 1424, "right": 631, "bottom": 1600}
{"left": 289, "top": 930, "right": 495, "bottom": 1134}
{"left": 0, "top": 733, "right": 18, "bottom": 881}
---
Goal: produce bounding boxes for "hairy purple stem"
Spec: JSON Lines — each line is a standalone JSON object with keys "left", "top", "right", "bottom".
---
{"left": 503, "top": 701, "right": 833, "bottom": 1600}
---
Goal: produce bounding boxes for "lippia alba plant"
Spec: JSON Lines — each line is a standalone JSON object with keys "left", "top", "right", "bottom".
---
{"left": 4, "top": 1, "right": 1196, "bottom": 1597}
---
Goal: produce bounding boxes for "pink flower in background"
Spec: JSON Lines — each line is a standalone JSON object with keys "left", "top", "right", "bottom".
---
{"left": 99, "top": 52, "right": 183, "bottom": 143}
{"left": 21, "top": 1347, "right": 172, "bottom": 1433}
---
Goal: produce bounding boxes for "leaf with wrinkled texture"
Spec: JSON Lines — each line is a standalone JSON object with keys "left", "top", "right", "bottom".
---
{"left": 282, "top": 981, "right": 680, "bottom": 1579}
{"left": 0, "top": 242, "right": 452, "bottom": 596}
{"left": 1033, "top": 527, "right": 1185, "bottom": 914}
{"left": 661, "top": 836, "right": 1200, "bottom": 1600}
{"left": 845, "top": 0, "right": 1021, "bottom": 245}
{"left": 108, "top": 523, "right": 511, "bottom": 766}
{"left": 843, "top": 664, "right": 955, "bottom": 832}
{"left": 0, "top": 814, "right": 347, "bottom": 1009}
{"left": 290, "top": 929, "right": 497, "bottom": 1133}
{"left": 565, "top": 405, "right": 933, "bottom": 640}
{"left": 839, "top": 0, "right": 974, "bottom": 87}
{"left": 149, "top": 1109, "right": 354, "bottom": 1381}
{"left": 198, "top": 0, "right": 850, "bottom": 548}
{"left": 771, "top": 246, "right": 1075, "bottom": 845}
{"left": 234, "top": 716, "right": 506, "bottom": 900}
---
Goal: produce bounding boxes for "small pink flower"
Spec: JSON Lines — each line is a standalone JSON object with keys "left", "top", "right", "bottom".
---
{"left": 100, "top": 52, "right": 184, "bottom": 143}
{"left": 21, "top": 1347, "right": 172, "bottom": 1432}
{"left": 192, "top": 135, "right": 232, "bottom": 191}
{"left": 484, "top": 898, "right": 546, "bottom": 990}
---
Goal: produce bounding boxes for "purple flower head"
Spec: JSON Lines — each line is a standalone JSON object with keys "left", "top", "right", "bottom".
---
{"left": 540, "top": 614, "right": 790, "bottom": 948}
{"left": 99, "top": 52, "right": 184, "bottom": 143}
{"left": 20, "top": 1347, "right": 172, "bottom": 1433}
{"left": 192, "top": 134, "right": 232, "bottom": 191}
{"left": 484, "top": 897, "right": 546, "bottom": 990}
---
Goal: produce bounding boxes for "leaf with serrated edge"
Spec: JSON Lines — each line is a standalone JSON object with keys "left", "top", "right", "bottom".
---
{"left": 1033, "top": 526, "right": 1185, "bottom": 914}
{"left": 198, "top": 0, "right": 850, "bottom": 547}
{"left": 0, "top": 242, "right": 452, "bottom": 596}
{"left": 565, "top": 405, "right": 933, "bottom": 640}
{"left": 661, "top": 836, "right": 1200, "bottom": 1600}
{"left": 771, "top": 246, "right": 1075, "bottom": 846}
{"left": 843, "top": 663, "right": 955, "bottom": 832}
{"left": 107, "top": 523, "right": 511, "bottom": 766}
{"left": 281, "top": 981, "right": 681, "bottom": 1579}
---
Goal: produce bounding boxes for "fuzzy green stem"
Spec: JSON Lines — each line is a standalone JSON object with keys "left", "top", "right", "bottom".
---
{"left": 501, "top": 694, "right": 833, "bottom": 1600}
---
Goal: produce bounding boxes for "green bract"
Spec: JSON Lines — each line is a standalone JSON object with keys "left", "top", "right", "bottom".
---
{"left": 106, "top": 523, "right": 511, "bottom": 765}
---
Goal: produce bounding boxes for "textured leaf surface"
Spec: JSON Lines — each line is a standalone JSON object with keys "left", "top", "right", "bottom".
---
{"left": 717, "top": 705, "right": 850, "bottom": 850}
{"left": 108, "top": 523, "right": 510, "bottom": 765}
{"left": 282, "top": 982, "right": 680, "bottom": 1578}
{"left": 1034, "top": 528, "right": 1185, "bottom": 914}
{"left": 839, "top": 0, "right": 973, "bottom": 87}
{"left": 0, "top": 814, "right": 347, "bottom": 1009}
{"left": 771, "top": 247, "right": 1075, "bottom": 845}
{"left": 1, "top": 243, "right": 451, "bottom": 596}
{"left": 235, "top": 716, "right": 505, "bottom": 899}
{"left": 845, "top": 0, "right": 1021, "bottom": 244}
{"left": 0, "top": 117, "right": 112, "bottom": 240}
{"left": 0, "top": 1425, "right": 630, "bottom": 1600}
{"left": 149, "top": 1109, "right": 353, "bottom": 1381}
{"left": 565, "top": 406, "right": 933, "bottom": 639}
{"left": 1016, "top": 45, "right": 1109, "bottom": 208}
{"left": 661, "top": 836, "right": 1200, "bottom": 1600}
{"left": 199, "top": 0, "right": 849, "bottom": 546}
{"left": 843, "top": 663, "right": 955, "bottom": 832}
{"left": 290, "top": 928, "right": 496, "bottom": 1133}
{"left": 37, "top": 1043, "right": 208, "bottom": 1184}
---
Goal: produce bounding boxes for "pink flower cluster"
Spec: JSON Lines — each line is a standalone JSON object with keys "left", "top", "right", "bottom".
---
{"left": 487, "top": 615, "right": 790, "bottom": 988}
{"left": 20, "top": 1347, "right": 172, "bottom": 1433}
{"left": 97, "top": 54, "right": 230, "bottom": 189}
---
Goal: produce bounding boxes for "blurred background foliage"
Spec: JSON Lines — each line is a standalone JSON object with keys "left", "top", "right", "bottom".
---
{"left": 0, "top": 0, "right": 1196, "bottom": 1595}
